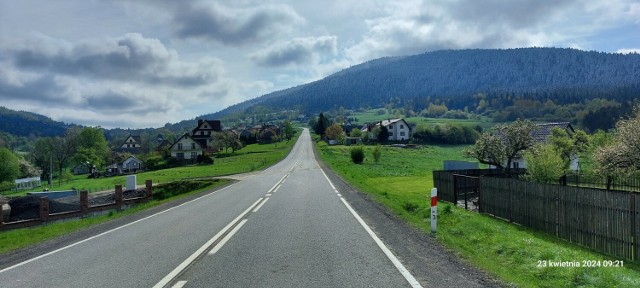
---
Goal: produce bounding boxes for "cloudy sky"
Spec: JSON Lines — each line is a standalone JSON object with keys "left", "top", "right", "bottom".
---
{"left": 1, "top": 0, "right": 639, "bottom": 129}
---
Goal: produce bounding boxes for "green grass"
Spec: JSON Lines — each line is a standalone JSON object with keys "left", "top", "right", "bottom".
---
{"left": 4, "top": 133, "right": 300, "bottom": 196}
{"left": 348, "top": 108, "right": 495, "bottom": 130}
{"left": 0, "top": 179, "right": 229, "bottom": 255}
{"left": 317, "top": 142, "right": 640, "bottom": 287}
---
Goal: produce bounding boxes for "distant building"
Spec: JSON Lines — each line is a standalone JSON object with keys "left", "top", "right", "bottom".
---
{"left": 114, "top": 134, "right": 144, "bottom": 154}
{"left": 191, "top": 119, "right": 222, "bottom": 150}
{"left": 169, "top": 133, "right": 206, "bottom": 164}
{"left": 361, "top": 119, "right": 412, "bottom": 141}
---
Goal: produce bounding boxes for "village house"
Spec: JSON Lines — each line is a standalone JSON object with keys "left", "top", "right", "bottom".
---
{"left": 191, "top": 119, "right": 222, "bottom": 151}
{"left": 169, "top": 133, "right": 206, "bottom": 164}
{"left": 361, "top": 119, "right": 412, "bottom": 141}
{"left": 105, "top": 156, "right": 143, "bottom": 176}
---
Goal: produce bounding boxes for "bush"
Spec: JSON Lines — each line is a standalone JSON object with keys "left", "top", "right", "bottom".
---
{"left": 153, "top": 180, "right": 219, "bottom": 200}
{"left": 372, "top": 144, "right": 382, "bottom": 163}
{"left": 350, "top": 146, "right": 365, "bottom": 164}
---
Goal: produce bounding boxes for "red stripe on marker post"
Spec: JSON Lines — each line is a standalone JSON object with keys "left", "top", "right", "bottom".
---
{"left": 431, "top": 188, "right": 437, "bottom": 234}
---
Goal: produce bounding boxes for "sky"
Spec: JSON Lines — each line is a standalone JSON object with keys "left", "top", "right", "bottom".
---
{"left": 1, "top": 0, "right": 639, "bottom": 129}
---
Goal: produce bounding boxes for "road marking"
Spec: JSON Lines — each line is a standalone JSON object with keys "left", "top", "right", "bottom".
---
{"left": 153, "top": 198, "right": 263, "bottom": 288}
{"left": 268, "top": 174, "right": 288, "bottom": 193}
{"left": 320, "top": 168, "right": 423, "bottom": 288}
{"left": 252, "top": 198, "right": 270, "bottom": 213}
{"left": 337, "top": 194, "right": 342, "bottom": 197}
{"left": 273, "top": 184, "right": 283, "bottom": 193}
{"left": 339, "top": 198, "right": 423, "bottom": 288}
{"left": 208, "top": 219, "right": 248, "bottom": 255}
{"left": 171, "top": 281, "right": 187, "bottom": 288}
{"left": 265, "top": 193, "right": 272, "bottom": 197}
{"left": 0, "top": 183, "right": 236, "bottom": 274}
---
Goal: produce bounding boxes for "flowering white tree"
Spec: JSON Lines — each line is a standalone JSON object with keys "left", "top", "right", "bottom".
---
{"left": 595, "top": 105, "right": 640, "bottom": 174}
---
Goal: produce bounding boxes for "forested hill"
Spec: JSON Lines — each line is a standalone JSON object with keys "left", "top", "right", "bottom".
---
{"left": 0, "top": 106, "right": 71, "bottom": 137}
{"left": 213, "top": 48, "right": 640, "bottom": 118}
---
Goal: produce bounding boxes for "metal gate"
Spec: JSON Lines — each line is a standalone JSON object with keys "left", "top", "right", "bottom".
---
{"left": 453, "top": 174, "right": 480, "bottom": 211}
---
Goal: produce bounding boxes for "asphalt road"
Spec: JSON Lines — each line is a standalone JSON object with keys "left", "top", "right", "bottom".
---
{"left": 0, "top": 129, "right": 500, "bottom": 288}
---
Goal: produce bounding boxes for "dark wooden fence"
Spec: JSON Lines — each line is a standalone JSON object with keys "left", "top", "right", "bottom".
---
{"left": 434, "top": 170, "right": 640, "bottom": 262}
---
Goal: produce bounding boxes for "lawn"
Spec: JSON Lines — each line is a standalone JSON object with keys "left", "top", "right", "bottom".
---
{"left": 347, "top": 108, "right": 496, "bottom": 130}
{"left": 317, "top": 142, "right": 640, "bottom": 288}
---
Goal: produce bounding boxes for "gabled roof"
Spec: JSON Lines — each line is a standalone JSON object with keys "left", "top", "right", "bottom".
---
{"left": 168, "top": 133, "right": 206, "bottom": 150}
{"left": 122, "top": 155, "right": 142, "bottom": 164}
{"left": 531, "top": 122, "right": 574, "bottom": 143}
{"left": 124, "top": 135, "right": 141, "bottom": 143}
{"left": 361, "top": 118, "right": 412, "bottom": 131}
{"left": 192, "top": 119, "right": 221, "bottom": 134}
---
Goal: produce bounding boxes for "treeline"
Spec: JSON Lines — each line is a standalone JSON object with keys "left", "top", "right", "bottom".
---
{"left": 412, "top": 124, "right": 481, "bottom": 144}
{"left": 0, "top": 106, "right": 71, "bottom": 137}
{"left": 211, "top": 48, "right": 640, "bottom": 129}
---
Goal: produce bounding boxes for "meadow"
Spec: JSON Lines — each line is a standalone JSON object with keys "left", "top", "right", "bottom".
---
{"left": 316, "top": 142, "right": 640, "bottom": 288}
{"left": 348, "top": 109, "right": 496, "bottom": 130}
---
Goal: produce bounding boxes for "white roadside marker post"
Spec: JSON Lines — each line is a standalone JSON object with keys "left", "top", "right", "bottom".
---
{"left": 431, "top": 188, "right": 437, "bottom": 235}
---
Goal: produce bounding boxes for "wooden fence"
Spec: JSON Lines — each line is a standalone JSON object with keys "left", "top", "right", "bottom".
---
{"left": 433, "top": 170, "right": 640, "bottom": 262}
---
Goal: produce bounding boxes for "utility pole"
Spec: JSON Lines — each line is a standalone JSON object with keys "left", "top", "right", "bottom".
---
{"left": 49, "top": 155, "right": 53, "bottom": 186}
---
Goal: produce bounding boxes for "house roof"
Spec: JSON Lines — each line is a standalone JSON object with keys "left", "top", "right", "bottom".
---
{"left": 531, "top": 122, "right": 574, "bottom": 143}
{"left": 122, "top": 155, "right": 142, "bottom": 164}
{"left": 124, "top": 135, "right": 141, "bottom": 143}
{"left": 168, "top": 133, "right": 206, "bottom": 150}
{"left": 361, "top": 118, "right": 412, "bottom": 132}
{"left": 192, "top": 119, "right": 221, "bottom": 134}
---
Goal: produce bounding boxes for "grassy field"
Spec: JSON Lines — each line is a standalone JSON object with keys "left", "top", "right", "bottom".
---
{"left": 348, "top": 109, "right": 496, "bottom": 130}
{"left": 3, "top": 133, "right": 299, "bottom": 196}
{"left": 316, "top": 142, "right": 640, "bottom": 288}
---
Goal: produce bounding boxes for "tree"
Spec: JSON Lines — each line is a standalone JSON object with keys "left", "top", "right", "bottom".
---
{"left": 31, "top": 137, "right": 54, "bottom": 184}
{"left": 377, "top": 125, "right": 389, "bottom": 142}
{"left": 349, "top": 128, "right": 362, "bottom": 138}
{"left": 283, "top": 120, "right": 295, "bottom": 140}
{"left": 74, "top": 127, "right": 110, "bottom": 169}
{"left": 18, "top": 157, "right": 41, "bottom": 178}
{"left": 325, "top": 123, "right": 345, "bottom": 142}
{"left": 595, "top": 104, "right": 640, "bottom": 174}
{"left": 0, "top": 147, "right": 20, "bottom": 182}
{"left": 548, "top": 127, "right": 588, "bottom": 170}
{"left": 350, "top": 146, "right": 365, "bottom": 164}
{"left": 372, "top": 144, "right": 382, "bottom": 163}
{"left": 211, "top": 131, "right": 244, "bottom": 155}
{"left": 314, "top": 112, "right": 330, "bottom": 135}
{"left": 524, "top": 144, "right": 566, "bottom": 183}
{"left": 51, "top": 128, "right": 80, "bottom": 186}
{"left": 464, "top": 119, "right": 536, "bottom": 175}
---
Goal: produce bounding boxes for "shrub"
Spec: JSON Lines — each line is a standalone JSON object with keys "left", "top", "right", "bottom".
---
{"left": 372, "top": 144, "right": 382, "bottom": 163}
{"left": 153, "top": 180, "right": 219, "bottom": 200}
{"left": 350, "top": 146, "right": 365, "bottom": 164}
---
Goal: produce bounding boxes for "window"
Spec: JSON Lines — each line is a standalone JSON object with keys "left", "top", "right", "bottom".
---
{"left": 389, "top": 132, "right": 393, "bottom": 136}
{"left": 400, "top": 132, "right": 405, "bottom": 136}
{"left": 513, "top": 162, "right": 519, "bottom": 169}
{"left": 191, "top": 152, "right": 197, "bottom": 159}
{"left": 389, "top": 125, "right": 393, "bottom": 129}
{"left": 400, "top": 125, "right": 404, "bottom": 129}
{"left": 191, "top": 143, "right": 196, "bottom": 150}
{"left": 177, "top": 143, "right": 183, "bottom": 150}
{"left": 177, "top": 153, "right": 184, "bottom": 160}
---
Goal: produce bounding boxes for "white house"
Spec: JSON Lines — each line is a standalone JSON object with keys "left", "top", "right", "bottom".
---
{"left": 361, "top": 119, "right": 412, "bottom": 141}
{"left": 169, "top": 133, "right": 205, "bottom": 163}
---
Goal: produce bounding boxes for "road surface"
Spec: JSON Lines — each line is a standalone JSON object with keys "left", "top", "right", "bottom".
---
{"left": 0, "top": 129, "right": 499, "bottom": 287}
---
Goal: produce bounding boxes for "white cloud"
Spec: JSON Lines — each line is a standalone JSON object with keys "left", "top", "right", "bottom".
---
{"left": 250, "top": 36, "right": 338, "bottom": 67}
{"left": 616, "top": 48, "right": 640, "bottom": 54}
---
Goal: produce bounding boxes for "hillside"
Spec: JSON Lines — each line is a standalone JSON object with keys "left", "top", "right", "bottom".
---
{"left": 0, "top": 106, "right": 71, "bottom": 137}
{"left": 211, "top": 48, "right": 640, "bottom": 119}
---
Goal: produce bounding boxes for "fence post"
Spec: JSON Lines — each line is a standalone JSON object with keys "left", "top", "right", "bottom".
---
{"left": 0, "top": 204, "right": 3, "bottom": 227}
{"left": 145, "top": 180, "right": 153, "bottom": 198}
{"left": 477, "top": 176, "right": 483, "bottom": 213}
{"left": 453, "top": 174, "right": 458, "bottom": 204}
{"left": 115, "top": 185, "right": 123, "bottom": 208}
{"left": 431, "top": 188, "right": 437, "bottom": 234}
{"left": 80, "top": 190, "right": 89, "bottom": 212}
{"left": 40, "top": 197, "right": 49, "bottom": 222}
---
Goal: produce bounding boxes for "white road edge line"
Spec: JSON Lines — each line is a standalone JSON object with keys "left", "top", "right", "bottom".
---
{"left": 171, "top": 280, "right": 187, "bottom": 288}
{"left": 208, "top": 219, "right": 248, "bottom": 255}
{"left": 0, "top": 183, "right": 236, "bottom": 274}
{"left": 252, "top": 198, "right": 270, "bottom": 213}
{"left": 320, "top": 169, "right": 423, "bottom": 288}
{"left": 152, "top": 198, "right": 263, "bottom": 288}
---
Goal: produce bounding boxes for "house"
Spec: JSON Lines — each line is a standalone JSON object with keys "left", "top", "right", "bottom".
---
{"left": 191, "top": 119, "right": 222, "bottom": 150}
{"left": 115, "top": 134, "right": 144, "bottom": 154}
{"left": 258, "top": 125, "right": 280, "bottom": 143}
{"left": 361, "top": 119, "right": 412, "bottom": 141}
{"left": 122, "top": 156, "right": 143, "bottom": 173}
{"left": 169, "top": 133, "right": 206, "bottom": 164}
{"left": 105, "top": 156, "right": 143, "bottom": 176}
{"left": 503, "top": 122, "right": 580, "bottom": 170}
